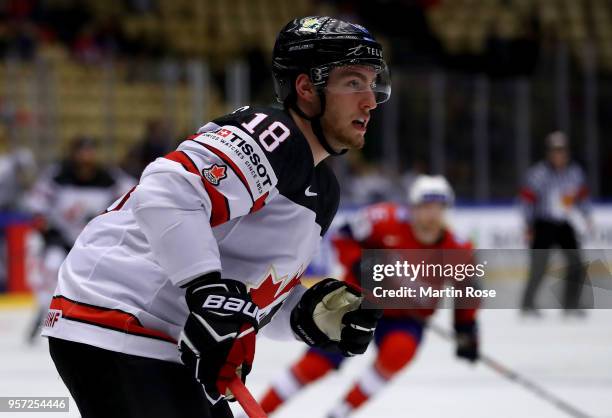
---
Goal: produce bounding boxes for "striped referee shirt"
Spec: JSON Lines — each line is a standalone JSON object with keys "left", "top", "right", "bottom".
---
{"left": 519, "top": 161, "right": 591, "bottom": 224}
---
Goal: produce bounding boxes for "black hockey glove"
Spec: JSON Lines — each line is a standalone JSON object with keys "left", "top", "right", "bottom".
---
{"left": 454, "top": 320, "right": 479, "bottom": 362}
{"left": 178, "top": 273, "right": 259, "bottom": 405}
{"left": 290, "top": 278, "right": 382, "bottom": 356}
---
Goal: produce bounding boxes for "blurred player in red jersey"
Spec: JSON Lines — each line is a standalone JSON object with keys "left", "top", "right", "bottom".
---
{"left": 256, "top": 175, "right": 480, "bottom": 418}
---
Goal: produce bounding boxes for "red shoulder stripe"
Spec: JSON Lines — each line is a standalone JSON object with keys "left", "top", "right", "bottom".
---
{"left": 164, "top": 150, "right": 200, "bottom": 176}
{"left": 188, "top": 139, "right": 258, "bottom": 205}
{"left": 164, "top": 150, "right": 230, "bottom": 226}
{"left": 250, "top": 192, "right": 268, "bottom": 213}
{"left": 199, "top": 142, "right": 254, "bottom": 202}
{"left": 203, "top": 180, "right": 230, "bottom": 226}
{"left": 177, "top": 144, "right": 270, "bottom": 214}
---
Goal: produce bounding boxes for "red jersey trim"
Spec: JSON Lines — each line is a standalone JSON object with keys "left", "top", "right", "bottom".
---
{"left": 164, "top": 151, "right": 230, "bottom": 226}
{"left": 50, "top": 295, "right": 177, "bottom": 344}
{"left": 250, "top": 192, "right": 269, "bottom": 213}
{"left": 195, "top": 141, "right": 254, "bottom": 202}
{"left": 105, "top": 185, "right": 136, "bottom": 213}
{"left": 189, "top": 139, "right": 269, "bottom": 214}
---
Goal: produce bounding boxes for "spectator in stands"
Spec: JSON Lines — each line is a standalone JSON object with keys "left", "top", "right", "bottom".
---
{"left": 122, "top": 118, "right": 173, "bottom": 178}
{"left": 519, "top": 131, "right": 591, "bottom": 316}
{"left": 2, "top": 21, "right": 38, "bottom": 60}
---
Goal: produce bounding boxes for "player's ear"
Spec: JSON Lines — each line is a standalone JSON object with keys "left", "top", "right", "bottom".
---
{"left": 295, "top": 73, "right": 316, "bottom": 104}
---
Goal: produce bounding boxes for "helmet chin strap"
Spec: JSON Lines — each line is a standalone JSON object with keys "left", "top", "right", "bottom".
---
{"left": 286, "top": 91, "right": 347, "bottom": 157}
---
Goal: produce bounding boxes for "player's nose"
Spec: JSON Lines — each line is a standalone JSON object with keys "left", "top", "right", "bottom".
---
{"left": 360, "top": 89, "right": 377, "bottom": 111}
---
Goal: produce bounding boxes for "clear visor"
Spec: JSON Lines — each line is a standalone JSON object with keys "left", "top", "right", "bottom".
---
{"left": 323, "top": 63, "right": 391, "bottom": 104}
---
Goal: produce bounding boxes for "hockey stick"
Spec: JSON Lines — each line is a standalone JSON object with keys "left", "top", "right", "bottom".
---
{"left": 228, "top": 376, "right": 268, "bottom": 418}
{"left": 427, "top": 322, "right": 591, "bottom": 418}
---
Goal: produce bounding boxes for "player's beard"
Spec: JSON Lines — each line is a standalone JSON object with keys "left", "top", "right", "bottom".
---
{"left": 320, "top": 108, "right": 365, "bottom": 151}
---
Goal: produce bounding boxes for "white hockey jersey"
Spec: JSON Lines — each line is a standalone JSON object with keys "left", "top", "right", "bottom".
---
{"left": 27, "top": 162, "right": 135, "bottom": 248}
{"left": 42, "top": 106, "right": 339, "bottom": 363}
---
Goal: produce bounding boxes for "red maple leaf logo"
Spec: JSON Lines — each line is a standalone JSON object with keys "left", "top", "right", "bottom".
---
{"left": 202, "top": 164, "right": 227, "bottom": 185}
{"left": 249, "top": 267, "right": 303, "bottom": 309}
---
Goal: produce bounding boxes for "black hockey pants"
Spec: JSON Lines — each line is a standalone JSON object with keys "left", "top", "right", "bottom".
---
{"left": 522, "top": 219, "right": 585, "bottom": 310}
{"left": 48, "top": 337, "right": 232, "bottom": 418}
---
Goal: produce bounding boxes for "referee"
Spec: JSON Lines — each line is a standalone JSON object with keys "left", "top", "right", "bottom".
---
{"left": 519, "top": 131, "right": 592, "bottom": 315}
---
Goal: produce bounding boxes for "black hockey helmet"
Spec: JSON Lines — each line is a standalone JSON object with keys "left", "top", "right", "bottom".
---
{"left": 273, "top": 17, "right": 391, "bottom": 104}
{"left": 272, "top": 17, "right": 391, "bottom": 155}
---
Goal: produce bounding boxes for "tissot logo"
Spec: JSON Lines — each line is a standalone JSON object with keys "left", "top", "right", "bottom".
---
{"left": 217, "top": 128, "right": 232, "bottom": 137}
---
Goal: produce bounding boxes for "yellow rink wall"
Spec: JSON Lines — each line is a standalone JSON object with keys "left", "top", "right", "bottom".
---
{"left": 0, "top": 293, "right": 35, "bottom": 310}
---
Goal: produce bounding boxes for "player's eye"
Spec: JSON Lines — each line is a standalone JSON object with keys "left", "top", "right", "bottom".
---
{"left": 347, "top": 79, "right": 365, "bottom": 90}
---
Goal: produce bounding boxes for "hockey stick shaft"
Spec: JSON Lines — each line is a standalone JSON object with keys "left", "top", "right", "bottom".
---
{"left": 427, "top": 322, "right": 591, "bottom": 418}
{"left": 228, "top": 376, "right": 268, "bottom": 418}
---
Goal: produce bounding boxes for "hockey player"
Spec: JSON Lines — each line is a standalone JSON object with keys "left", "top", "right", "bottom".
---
{"left": 257, "top": 175, "right": 480, "bottom": 418}
{"left": 42, "top": 17, "right": 390, "bottom": 418}
{"left": 25, "top": 137, "right": 134, "bottom": 343}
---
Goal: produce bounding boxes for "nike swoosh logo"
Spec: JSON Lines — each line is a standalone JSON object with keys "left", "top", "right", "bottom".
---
{"left": 305, "top": 186, "right": 317, "bottom": 197}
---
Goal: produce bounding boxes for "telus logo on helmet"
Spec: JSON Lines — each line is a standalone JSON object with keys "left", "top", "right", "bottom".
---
{"left": 347, "top": 44, "right": 383, "bottom": 58}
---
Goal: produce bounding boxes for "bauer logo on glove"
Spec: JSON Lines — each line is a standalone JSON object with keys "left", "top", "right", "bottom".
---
{"left": 179, "top": 274, "right": 259, "bottom": 405}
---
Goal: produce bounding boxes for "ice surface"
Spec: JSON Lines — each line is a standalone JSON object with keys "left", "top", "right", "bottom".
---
{"left": 1, "top": 307, "right": 610, "bottom": 418}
